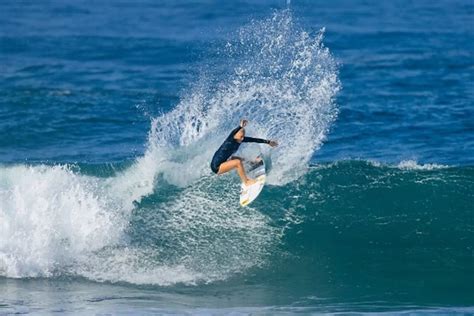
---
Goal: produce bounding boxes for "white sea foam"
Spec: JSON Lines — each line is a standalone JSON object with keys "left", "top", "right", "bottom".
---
{"left": 0, "top": 164, "right": 126, "bottom": 278}
{"left": 309, "top": 159, "right": 450, "bottom": 171}
{"left": 396, "top": 160, "right": 448, "bottom": 170}
{"left": 0, "top": 163, "right": 276, "bottom": 284}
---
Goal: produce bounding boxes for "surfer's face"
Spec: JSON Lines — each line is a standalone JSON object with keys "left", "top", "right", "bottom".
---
{"left": 235, "top": 128, "right": 245, "bottom": 142}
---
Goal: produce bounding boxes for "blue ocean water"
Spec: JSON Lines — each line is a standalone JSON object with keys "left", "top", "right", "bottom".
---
{"left": 1, "top": 0, "right": 473, "bottom": 314}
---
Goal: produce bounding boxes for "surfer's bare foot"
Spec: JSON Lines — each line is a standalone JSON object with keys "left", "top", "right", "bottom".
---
{"left": 245, "top": 178, "right": 257, "bottom": 186}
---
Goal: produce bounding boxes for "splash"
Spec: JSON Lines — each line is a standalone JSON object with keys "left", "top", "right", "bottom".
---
{"left": 148, "top": 10, "right": 340, "bottom": 186}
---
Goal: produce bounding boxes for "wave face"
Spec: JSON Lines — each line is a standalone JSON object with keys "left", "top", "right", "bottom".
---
{"left": 260, "top": 161, "right": 474, "bottom": 306}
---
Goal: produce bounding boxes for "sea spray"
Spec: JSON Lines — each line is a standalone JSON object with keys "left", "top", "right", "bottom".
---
{"left": 147, "top": 10, "right": 340, "bottom": 186}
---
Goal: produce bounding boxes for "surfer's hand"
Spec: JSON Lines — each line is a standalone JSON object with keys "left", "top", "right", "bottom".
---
{"left": 268, "top": 140, "right": 278, "bottom": 147}
{"left": 240, "top": 119, "right": 248, "bottom": 127}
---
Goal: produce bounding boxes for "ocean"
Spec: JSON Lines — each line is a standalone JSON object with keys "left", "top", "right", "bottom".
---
{"left": 1, "top": 0, "right": 473, "bottom": 314}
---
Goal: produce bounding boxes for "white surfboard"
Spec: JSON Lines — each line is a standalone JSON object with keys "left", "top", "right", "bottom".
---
{"left": 240, "top": 156, "right": 266, "bottom": 207}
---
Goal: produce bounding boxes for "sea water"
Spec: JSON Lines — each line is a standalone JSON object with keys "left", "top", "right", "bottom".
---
{"left": 1, "top": 0, "right": 473, "bottom": 314}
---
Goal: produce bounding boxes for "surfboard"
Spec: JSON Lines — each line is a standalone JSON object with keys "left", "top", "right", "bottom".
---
{"left": 240, "top": 156, "right": 266, "bottom": 206}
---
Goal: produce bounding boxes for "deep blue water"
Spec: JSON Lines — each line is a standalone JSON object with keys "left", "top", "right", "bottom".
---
{"left": 1, "top": 0, "right": 473, "bottom": 314}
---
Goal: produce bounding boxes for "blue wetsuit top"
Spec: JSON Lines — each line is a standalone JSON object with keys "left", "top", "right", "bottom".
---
{"left": 210, "top": 126, "right": 268, "bottom": 174}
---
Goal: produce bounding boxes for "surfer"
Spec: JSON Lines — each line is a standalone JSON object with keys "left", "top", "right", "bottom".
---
{"left": 210, "top": 119, "right": 278, "bottom": 186}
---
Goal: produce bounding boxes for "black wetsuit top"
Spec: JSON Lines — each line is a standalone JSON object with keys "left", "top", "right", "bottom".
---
{"left": 210, "top": 126, "right": 268, "bottom": 173}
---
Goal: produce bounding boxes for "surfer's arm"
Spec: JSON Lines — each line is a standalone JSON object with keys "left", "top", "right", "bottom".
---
{"left": 227, "top": 126, "right": 243, "bottom": 140}
{"left": 243, "top": 137, "right": 278, "bottom": 147}
{"left": 242, "top": 136, "right": 269, "bottom": 144}
{"left": 230, "top": 118, "right": 251, "bottom": 135}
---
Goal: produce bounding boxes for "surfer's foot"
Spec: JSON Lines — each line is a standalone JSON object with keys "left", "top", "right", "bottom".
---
{"left": 244, "top": 178, "right": 257, "bottom": 186}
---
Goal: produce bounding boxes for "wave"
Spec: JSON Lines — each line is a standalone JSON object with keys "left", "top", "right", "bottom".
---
{"left": 1, "top": 9, "right": 339, "bottom": 285}
{"left": 2, "top": 159, "right": 472, "bottom": 286}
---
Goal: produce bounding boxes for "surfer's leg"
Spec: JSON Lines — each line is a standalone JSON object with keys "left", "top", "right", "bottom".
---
{"left": 217, "top": 159, "right": 256, "bottom": 186}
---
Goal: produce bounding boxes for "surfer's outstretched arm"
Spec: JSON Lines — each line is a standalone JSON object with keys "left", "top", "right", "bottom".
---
{"left": 233, "top": 119, "right": 278, "bottom": 147}
{"left": 243, "top": 137, "right": 278, "bottom": 147}
{"left": 242, "top": 136, "right": 267, "bottom": 143}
